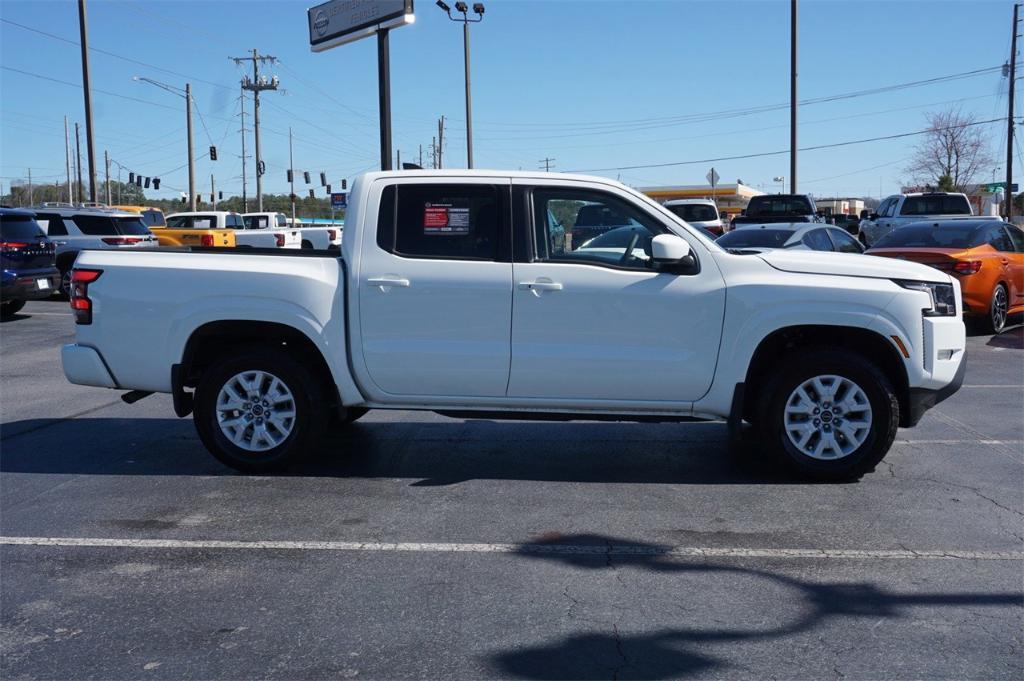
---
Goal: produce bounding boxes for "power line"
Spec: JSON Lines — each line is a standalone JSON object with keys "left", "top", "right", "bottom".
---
{"left": 568, "top": 118, "right": 1003, "bottom": 174}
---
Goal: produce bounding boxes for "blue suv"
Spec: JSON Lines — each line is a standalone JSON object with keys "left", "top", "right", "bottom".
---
{"left": 1, "top": 208, "right": 60, "bottom": 319}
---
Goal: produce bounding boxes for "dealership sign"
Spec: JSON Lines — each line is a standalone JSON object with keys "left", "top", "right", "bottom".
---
{"left": 308, "top": 0, "right": 414, "bottom": 52}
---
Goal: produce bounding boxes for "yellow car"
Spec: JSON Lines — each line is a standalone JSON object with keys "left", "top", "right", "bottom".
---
{"left": 113, "top": 205, "right": 234, "bottom": 248}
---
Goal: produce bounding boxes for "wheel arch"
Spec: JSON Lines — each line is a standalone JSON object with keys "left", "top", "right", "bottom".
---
{"left": 742, "top": 324, "right": 911, "bottom": 427}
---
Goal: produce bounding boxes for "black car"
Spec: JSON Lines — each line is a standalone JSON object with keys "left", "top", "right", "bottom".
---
{"left": 732, "top": 194, "right": 820, "bottom": 227}
{"left": 1, "top": 208, "right": 60, "bottom": 318}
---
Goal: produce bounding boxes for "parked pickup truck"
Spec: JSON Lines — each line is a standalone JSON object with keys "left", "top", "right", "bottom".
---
{"left": 858, "top": 192, "right": 997, "bottom": 247}
{"left": 732, "top": 194, "right": 821, "bottom": 227}
{"left": 62, "top": 170, "right": 967, "bottom": 481}
{"left": 165, "top": 211, "right": 301, "bottom": 249}
{"left": 243, "top": 212, "right": 341, "bottom": 250}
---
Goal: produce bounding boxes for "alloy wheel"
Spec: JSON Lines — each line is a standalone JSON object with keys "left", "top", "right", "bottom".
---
{"left": 215, "top": 370, "right": 297, "bottom": 452}
{"left": 783, "top": 374, "right": 873, "bottom": 460}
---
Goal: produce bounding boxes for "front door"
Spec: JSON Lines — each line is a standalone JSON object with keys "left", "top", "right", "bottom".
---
{"left": 357, "top": 179, "right": 513, "bottom": 397}
{"left": 508, "top": 183, "right": 726, "bottom": 404}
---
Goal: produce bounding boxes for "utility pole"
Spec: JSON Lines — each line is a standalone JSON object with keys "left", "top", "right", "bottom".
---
{"left": 117, "top": 167, "right": 121, "bottom": 204}
{"left": 397, "top": 149, "right": 401, "bottom": 169}
{"left": 185, "top": 83, "right": 196, "bottom": 211}
{"left": 104, "top": 150, "right": 110, "bottom": 204}
{"left": 289, "top": 126, "right": 296, "bottom": 224}
{"left": 378, "top": 29, "right": 393, "bottom": 171}
{"left": 64, "top": 116, "right": 73, "bottom": 204}
{"left": 28, "top": 168, "right": 33, "bottom": 206}
{"left": 234, "top": 50, "right": 279, "bottom": 211}
{"left": 419, "top": 144, "right": 423, "bottom": 168}
{"left": 437, "top": 116, "right": 445, "bottom": 169}
{"left": 1007, "top": 3, "right": 1020, "bottom": 219}
{"left": 790, "top": 0, "right": 798, "bottom": 194}
{"left": 539, "top": 158, "right": 555, "bottom": 172}
{"left": 75, "top": 122, "right": 84, "bottom": 202}
{"left": 77, "top": 0, "right": 98, "bottom": 203}
{"left": 211, "top": 174, "right": 217, "bottom": 210}
{"left": 240, "top": 86, "right": 248, "bottom": 213}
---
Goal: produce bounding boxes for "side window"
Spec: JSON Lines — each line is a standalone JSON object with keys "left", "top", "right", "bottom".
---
{"left": 532, "top": 188, "right": 666, "bottom": 270}
{"left": 986, "top": 224, "right": 1014, "bottom": 252}
{"left": 376, "top": 183, "right": 502, "bottom": 260}
{"left": 882, "top": 199, "right": 898, "bottom": 217}
{"left": 227, "top": 214, "right": 244, "bottom": 228}
{"left": 828, "top": 228, "right": 863, "bottom": 253}
{"left": 192, "top": 216, "right": 215, "bottom": 229}
{"left": 802, "top": 229, "right": 834, "bottom": 251}
{"left": 1005, "top": 224, "right": 1024, "bottom": 252}
{"left": 276, "top": 215, "right": 287, "bottom": 228}
{"left": 35, "top": 214, "right": 68, "bottom": 236}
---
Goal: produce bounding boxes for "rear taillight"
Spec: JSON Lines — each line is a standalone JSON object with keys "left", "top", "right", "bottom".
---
{"left": 0, "top": 241, "right": 30, "bottom": 252}
{"left": 70, "top": 268, "right": 102, "bottom": 325}
{"left": 327, "top": 229, "right": 337, "bottom": 241}
{"left": 200, "top": 234, "right": 215, "bottom": 247}
{"left": 274, "top": 233, "right": 285, "bottom": 247}
{"left": 953, "top": 260, "right": 982, "bottom": 275}
{"left": 101, "top": 237, "right": 144, "bottom": 246}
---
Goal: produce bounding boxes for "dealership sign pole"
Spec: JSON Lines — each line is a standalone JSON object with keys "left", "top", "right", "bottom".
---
{"left": 308, "top": 0, "right": 415, "bottom": 172}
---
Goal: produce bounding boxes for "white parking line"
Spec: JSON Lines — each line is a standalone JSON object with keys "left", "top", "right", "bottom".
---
{"left": 960, "top": 385, "right": 1024, "bottom": 389}
{"left": 897, "top": 439, "right": 1024, "bottom": 445}
{"left": 23, "top": 311, "right": 72, "bottom": 317}
{"left": 1, "top": 536, "right": 1020, "bottom": 561}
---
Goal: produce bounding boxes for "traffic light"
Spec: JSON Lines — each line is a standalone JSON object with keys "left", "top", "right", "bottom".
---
{"left": 209, "top": 145, "right": 217, "bottom": 161}
{"left": 308, "top": 189, "right": 314, "bottom": 198}
{"left": 219, "top": 191, "right": 223, "bottom": 200}
{"left": 287, "top": 169, "right": 293, "bottom": 183}
{"left": 128, "top": 172, "right": 135, "bottom": 184}
{"left": 341, "top": 179, "right": 347, "bottom": 190}
{"left": 289, "top": 193, "right": 297, "bottom": 202}
{"left": 325, "top": 184, "right": 331, "bottom": 193}
{"left": 303, "top": 171, "right": 311, "bottom": 184}
{"left": 152, "top": 178, "right": 160, "bottom": 190}
{"left": 136, "top": 175, "right": 142, "bottom": 187}
{"left": 257, "top": 161, "right": 265, "bottom": 177}
{"left": 320, "top": 172, "right": 327, "bottom": 186}
{"left": 144, "top": 177, "right": 150, "bottom": 188}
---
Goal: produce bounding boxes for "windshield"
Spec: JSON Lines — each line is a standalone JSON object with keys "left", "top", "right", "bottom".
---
{"left": 139, "top": 209, "right": 165, "bottom": 227}
{"left": 0, "top": 214, "right": 46, "bottom": 240}
{"left": 73, "top": 215, "right": 152, "bottom": 236}
{"left": 666, "top": 204, "right": 718, "bottom": 223}
{"left": 716, "top": 228, "right": 796, "bottom": 248}
{"left": 899, "top": 195, "right": 971, "bottom": 216}
{"left": 745, "top": 196, "right": 814, "bottom": 217}
{"left": 872, "top": 224, "right": 980, "bottom": 249}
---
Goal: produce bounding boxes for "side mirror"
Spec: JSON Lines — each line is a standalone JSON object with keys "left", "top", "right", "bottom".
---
{"left": 859, "top": 209, "right": 869, "bottom": 220}
{"left": 652, "top": 234, "right": 696, "bottom": 272}
{"left": 869, "top": 213, "right": 879, "bottom": 221}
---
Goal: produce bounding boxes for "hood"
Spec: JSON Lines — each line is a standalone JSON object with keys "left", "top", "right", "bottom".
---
{"left": 756, "top": 249, "right": 950, "bottom": 283}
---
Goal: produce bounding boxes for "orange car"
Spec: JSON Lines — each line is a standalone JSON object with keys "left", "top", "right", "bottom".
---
{"left": 867, "top": 219, "right": 1024, "bottom": 333}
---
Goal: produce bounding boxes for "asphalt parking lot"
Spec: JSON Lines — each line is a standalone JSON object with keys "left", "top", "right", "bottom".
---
{"left": 1, "top": 299, "right": 1021, "bottom": 680}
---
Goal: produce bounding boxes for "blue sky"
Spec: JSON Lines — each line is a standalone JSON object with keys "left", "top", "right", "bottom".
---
{"left": 0, "top": 0, "right": 1017, "bottom": 201}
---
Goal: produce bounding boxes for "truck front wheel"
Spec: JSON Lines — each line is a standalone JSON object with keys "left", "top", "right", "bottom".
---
{"left": 759, "top": 350, "right": 898, "bottom": 481}
{"left": 193, "top": 347, "right": 326, "bottom": 473}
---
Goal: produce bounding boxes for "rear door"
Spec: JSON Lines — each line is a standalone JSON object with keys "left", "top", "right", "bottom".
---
{"left": 1000, "top": 223, "right": 1024, "bottom": 305}
{"left": 357, "top": 178, "right": 513, "bottom": 397}
{"left": 508, "top": 181, "right": 726, "bottom": 403}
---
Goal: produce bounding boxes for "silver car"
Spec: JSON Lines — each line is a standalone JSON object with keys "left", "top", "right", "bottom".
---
{"left": 716, "top": 222, "right": 865, "bottom": 253}
{"left": 29, "top": 204, "right": 158, "bottom": 295}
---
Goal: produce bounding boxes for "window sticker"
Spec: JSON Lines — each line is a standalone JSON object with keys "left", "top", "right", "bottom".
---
{"left": 423, "top": 202, "right": 471, "bottom": 235}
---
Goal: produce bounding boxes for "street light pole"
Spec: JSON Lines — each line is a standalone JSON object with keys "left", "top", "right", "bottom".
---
{"left": 133, "top": 77, "right": 196, "bottom": 210}
{"left": 77, "top": 0, "right": 98, "bottom": 203}
{"left": 437, "top": 1, "right": 484, "bottom": 169}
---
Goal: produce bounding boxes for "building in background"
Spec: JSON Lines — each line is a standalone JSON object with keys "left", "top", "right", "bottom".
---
{"left": 815, "top": 197, "right": 866, "bottom": 217}
{"left": 639, "top": 182, "right": 764, "bottom": 220}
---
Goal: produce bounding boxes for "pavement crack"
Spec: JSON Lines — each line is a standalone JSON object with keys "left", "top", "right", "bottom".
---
{"left": 911, "top": 476, "right": 1024, "bottom": 518}
{"left": 610, "top": 623, "right": 629, "bottom": 681}
{"left": 561, "top": 585, "right": 580, "bottom": 621}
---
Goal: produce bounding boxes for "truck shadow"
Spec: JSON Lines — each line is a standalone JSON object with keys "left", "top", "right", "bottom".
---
{"left": 485, "top": 533, "right": 1023, "bottom": 679}
{"left": 0, "top": 417, "right": 803, "bottom": 485}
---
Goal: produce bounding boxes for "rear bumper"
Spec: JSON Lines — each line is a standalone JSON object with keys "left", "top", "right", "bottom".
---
{"left": 62, "top": 344, "right": 118, "bottom": 388}
{"left": 904, "top": 349, "right": 966, "bottom": 427}
{"left": 1, "top": 269, "right": 60, "bottom": 300}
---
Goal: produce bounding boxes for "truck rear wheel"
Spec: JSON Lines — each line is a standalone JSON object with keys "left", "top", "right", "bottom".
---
{"left": 759, "top": 350, "right": 898, "bottom": 481}
{"left": 193, "top": 347, "right": 326, "bottom": 472}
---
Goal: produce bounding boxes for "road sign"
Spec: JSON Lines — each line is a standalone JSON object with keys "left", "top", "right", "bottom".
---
{"left": 308, "top": 0, "right": 414, "bottom": 52}
{"left": 331, "top": 192, "right": 347, "bottom": 209}
{"left": 706, "top": 167, "right": 720, "bottom": 186}
{"left": 985, "top": 182, "right": 1019, "bottom": 193}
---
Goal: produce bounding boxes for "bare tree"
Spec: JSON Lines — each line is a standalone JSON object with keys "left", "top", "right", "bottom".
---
{"left": 905, "top": 108, "right": 994, "bottom": 192}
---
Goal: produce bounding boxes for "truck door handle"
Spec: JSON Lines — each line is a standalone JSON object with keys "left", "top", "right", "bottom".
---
{"left": 518, "top": 280, "right": 563, "bottom": 291}
{"left": 367, "top": 276, "right": 410, "bottom": 289}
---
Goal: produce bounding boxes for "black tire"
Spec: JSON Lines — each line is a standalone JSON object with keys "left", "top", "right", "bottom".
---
{"left": 58, "top": 267, "right": 72, "bottom": 298}
{"left": 301, "top": 240, "right": 313, "bottom": 250}
{"left": 858, "top": 232, "right": 870, "bottom": 249}
{"left": 758, "top": 349, "right": 898, "bottom": 481}
{"left": 986, "top": 283, "right": 1009, "bottom": 335}
{"left": 193, "top": 346, "right": 327, "bottom": 473}
{"left": 1, "top": 299, "right": 26, "bottom": 319}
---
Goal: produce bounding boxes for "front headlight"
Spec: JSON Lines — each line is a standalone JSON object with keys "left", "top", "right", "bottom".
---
{"left": 894, "top": 280, "right": 956, "bottom": 317}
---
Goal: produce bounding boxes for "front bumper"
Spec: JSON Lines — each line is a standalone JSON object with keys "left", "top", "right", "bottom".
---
{"left": 904, "top": 349, "right": 966, "bottom": 427}
{"left": 62, "top": 344, "right": 118, "bottom": 388}
{"left": 1, "top": 269, "right": 60, "bottom": 301}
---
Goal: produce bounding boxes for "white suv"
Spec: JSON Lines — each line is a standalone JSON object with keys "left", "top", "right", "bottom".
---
{"left": 663, "top": 199, "right": 726, "bottom": 235}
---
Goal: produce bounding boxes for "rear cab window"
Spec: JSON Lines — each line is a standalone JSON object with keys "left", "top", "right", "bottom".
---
{"left": 140, "top": 209, "right": 165, "bottom": 227}
{"left": 899, "top": 195, "right": 971, "bottom": 216}
{"left": 377, "top": 183, "right": 503, "bottom": 260}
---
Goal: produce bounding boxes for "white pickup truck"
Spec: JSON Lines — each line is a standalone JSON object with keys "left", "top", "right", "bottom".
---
{"left": 858, "top": 192, "right": 997, "bottom": 247}
{"left": 62, "top": 171, "right": 967, "bottom": 480}
{"left": 167, "top": 211, "right": 301, "bottom": 249}
{"left": 244, "top": 212, "right": 341, "bottom": 250}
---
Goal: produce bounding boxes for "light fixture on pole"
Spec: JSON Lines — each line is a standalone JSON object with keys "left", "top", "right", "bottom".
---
{"left": 437, "top": 0, "right": 484, "bottom": 169}
{"left": 133, "top": 76, "right": 196, "bottom": 210}
{"left": 773, "top": 176, "right": 786, "bottom": 194}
